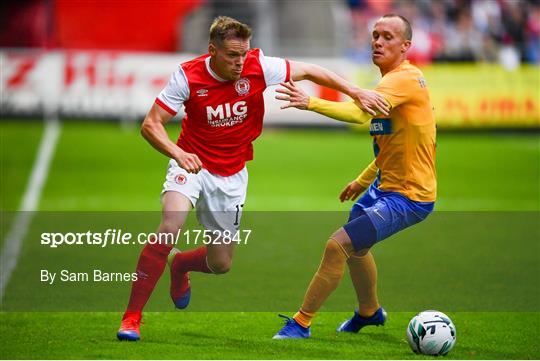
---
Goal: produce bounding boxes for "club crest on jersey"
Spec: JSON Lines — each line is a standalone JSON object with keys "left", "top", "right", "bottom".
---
{"left": 174, "top": 174, "right": 187, "bottom": 185}
{"left": 234, "top": 78, "right": 250, "bottom": 96}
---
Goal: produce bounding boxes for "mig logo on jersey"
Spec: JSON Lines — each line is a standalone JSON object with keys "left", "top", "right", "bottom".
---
{"left": 206, "top": 101, "right": 248, "bottom": 127}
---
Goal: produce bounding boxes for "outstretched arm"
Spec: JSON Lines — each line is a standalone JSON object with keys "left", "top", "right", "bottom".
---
{"left": 289, "top": 60, "right": 389, "bottom": 116}
{"left": 141, "top": 103, "right": 203, "bottom": 174}
{"left": 276, "top": 80, "right": 388, "bottom": 124}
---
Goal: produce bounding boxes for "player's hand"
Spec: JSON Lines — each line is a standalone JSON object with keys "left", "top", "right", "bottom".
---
{"left": 350, "top": 88, "right": 389, "bottom": 116}
{"left": 175, "top": 150, "right": 203, "bottom": 174}
{"left": 275, "top": 79, "right": 309, "bottom": 110}
{"left": 339, "top": 180, "right": 367, "bottom": 203}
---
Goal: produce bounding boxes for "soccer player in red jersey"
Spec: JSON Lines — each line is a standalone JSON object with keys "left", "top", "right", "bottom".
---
{"left": 117, "top": 16, "right": 389, "bottom": 341}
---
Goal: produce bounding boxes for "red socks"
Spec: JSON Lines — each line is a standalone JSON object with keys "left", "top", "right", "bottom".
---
{"left": 170, "top": 246, "right": 212, "bottom": 300}
{"left": 125, "top": 242, "right": 172, "bottom": 313}
{"left": 171, "top": 246, "right": 212, "bottom": 274}
{"left": 125, "top": 244, "right": 212, "bottom": 315}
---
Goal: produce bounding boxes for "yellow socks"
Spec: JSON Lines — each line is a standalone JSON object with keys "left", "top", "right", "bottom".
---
{"left": 292, "top": 240, "right": 381, "bottom": 328}
{"left": 347, "top": 251, "right": 380, "bottom": 317}
{"left": 293, "top": 238, "right": 349, "bottom": 328}
{"left": 293, "top": 310, "right": 314, "bottom": 328}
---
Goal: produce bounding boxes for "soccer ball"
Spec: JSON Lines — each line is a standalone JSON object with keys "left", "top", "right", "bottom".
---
{"left": 406, "top": 310, "right": 456, "bottom": 356}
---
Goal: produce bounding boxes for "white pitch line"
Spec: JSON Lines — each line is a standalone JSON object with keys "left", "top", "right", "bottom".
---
{"left": 0, "top": 118, "right": 61, "bottom": 300}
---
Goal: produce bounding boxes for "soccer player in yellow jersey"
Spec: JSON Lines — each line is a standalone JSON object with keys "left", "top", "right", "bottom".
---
{"left": 273, "top": 14, "right": 436, "bottom": 339}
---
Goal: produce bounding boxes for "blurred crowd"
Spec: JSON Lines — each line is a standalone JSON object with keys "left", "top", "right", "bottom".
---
{"left": 347, "top": 0, "right": 540, "bottom": 66}
{"left": 2, "top": 0, "right": 539, "bottom": 67}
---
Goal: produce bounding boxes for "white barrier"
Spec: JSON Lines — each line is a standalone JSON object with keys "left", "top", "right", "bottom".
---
{"left": 1, "top": 50, "right": 354, "bottom": 125}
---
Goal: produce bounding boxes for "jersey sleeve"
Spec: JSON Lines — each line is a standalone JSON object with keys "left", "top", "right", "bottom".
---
{"left": 374, "top": 71, "right": 415, "bottom": 109}
{"left": 258, "top": 50, "right": 290, "bottom": 86}
{"left": 155, "top": 65, "right": 190, "bottom": 115}
{"left": 355, "top": 159, "right": 378, "bottom": 188}
{"left": 307, "top": 97, "right": 372, "bottom": 124}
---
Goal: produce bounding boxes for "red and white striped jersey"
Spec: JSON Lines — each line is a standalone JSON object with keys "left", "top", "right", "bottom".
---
{"left": 156, "top": 48, "right": 290, "bottom": 176}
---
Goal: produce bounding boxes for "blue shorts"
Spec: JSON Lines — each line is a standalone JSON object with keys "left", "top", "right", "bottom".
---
{"left": 343, "top": 181, "right": 434, "bottom": 252}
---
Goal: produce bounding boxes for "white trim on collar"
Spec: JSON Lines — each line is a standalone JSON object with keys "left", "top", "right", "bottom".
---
{"left": 205, "top": 56, "right": 227, "bottom": 82}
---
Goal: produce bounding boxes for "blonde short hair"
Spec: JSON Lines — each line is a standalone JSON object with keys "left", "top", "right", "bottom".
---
{"left": 209, "top": 16, "right": 252, "bottom": 46}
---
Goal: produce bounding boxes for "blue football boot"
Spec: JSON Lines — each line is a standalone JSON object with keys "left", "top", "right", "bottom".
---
{"left": 337, "top": 307, "right": 387, "bottom": 333}
{"left": 273, "top": 314, "right": 311, "bottom": 339}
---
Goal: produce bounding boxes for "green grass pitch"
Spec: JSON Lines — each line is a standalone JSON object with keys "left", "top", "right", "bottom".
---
{"left": 1, "top": 120, "right": 539, "bottom": 359}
